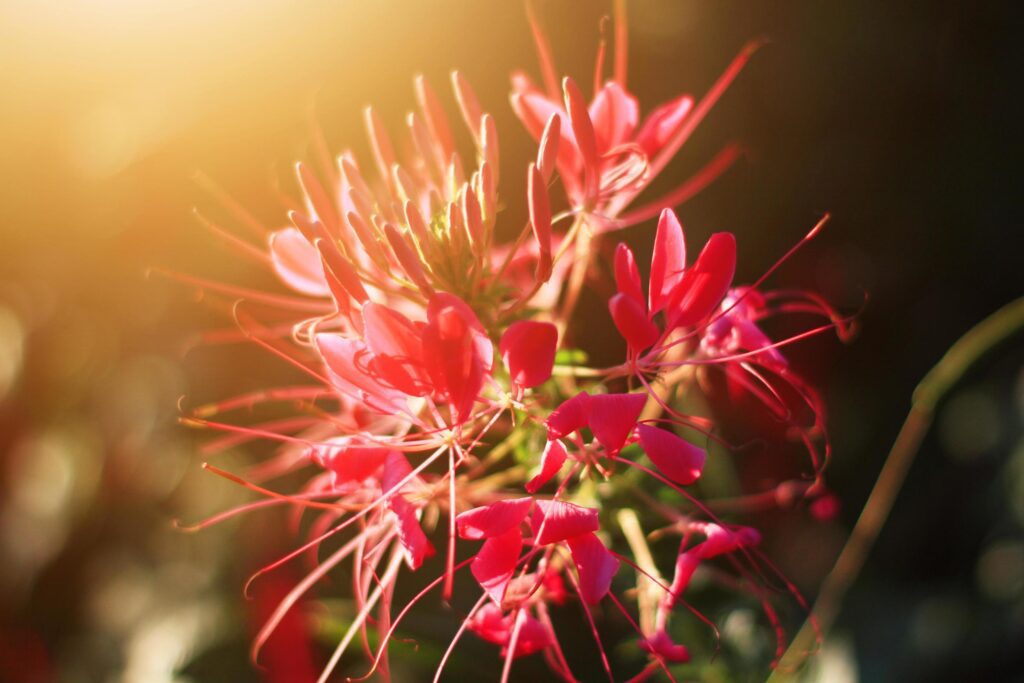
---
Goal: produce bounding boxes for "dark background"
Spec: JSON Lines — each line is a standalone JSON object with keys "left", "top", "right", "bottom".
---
{"left": 1, "top": 1, "right": 1021, "bottom": 681}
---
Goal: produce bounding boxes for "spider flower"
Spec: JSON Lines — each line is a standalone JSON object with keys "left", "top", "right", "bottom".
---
{"left": 175, "top": 4, "right": 854, "bottom": 681}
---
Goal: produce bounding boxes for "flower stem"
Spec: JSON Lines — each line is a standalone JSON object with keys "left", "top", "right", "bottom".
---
{"left": 770, "top": 296, "right": 1024, "bottom": 678}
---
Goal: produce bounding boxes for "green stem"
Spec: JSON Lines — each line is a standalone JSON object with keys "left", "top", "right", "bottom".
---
{"left": 770, "top": 296, "right": 1024, "bottom": 679}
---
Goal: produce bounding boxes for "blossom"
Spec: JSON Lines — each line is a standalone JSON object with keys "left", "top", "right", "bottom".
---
{"left": 174, "top": 3, "right": 855, "bottom": 681}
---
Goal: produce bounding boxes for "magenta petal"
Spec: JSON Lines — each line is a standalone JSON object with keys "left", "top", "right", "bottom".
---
{"left": 507, "top": 615, "right": 553, "bottom": 658}
{"left": 609, "top": 293, "right": 661, "bottom": 353}
{"left": 380, "top": 452, "right": 432, "bottom": 570}
{"left": 639, "top": 630, "right": 691, "bottom": 663}
{"left": 668, "top": 232, "right": 737, "bottom": 329}
{"left": 587, "top": 392, "right": 647, "bottom": 455}
{"left": 456, "top": 497, "right": 533, "bottom": 540}
{"left": 566, "top": 532, "right": 619, "bottom": 604}
{"left": 613, "top": 242, "right": 645, "bottom": 306}
{"left": 315, "top": 334, "right": 406, "bottom": 414}
{"left": 471, "top": 527, "right": 523, "bottom": 605}
{"left": 636, "top": 424, "right": 706, "bottom": 485}
{"left": 268, "top": 227, "right": 330, "bottom": 297}
{"left": 362, "top": 303, "right": 429, "bottom": 396}
{"left": 422, "top": 293, "right": 493, "bottom": 422}
{"left": 531, "top": 499, "right": 599, "bottom": 545}
{"left": 499, "top": 320, "right": 558, "bottom": 388}
{"left": 309, "top": 437, "right": 389, "bottom": 485}
{"left": 525, "top": 439, "right": 569, "bottom": 494}
{"left": 588, "top": 82, "right": 639, "bottom": 153}
{"left": 545, "top": 391, "right": 591, "bottom": 440}
{"left": 466, "top": 603, "right": 510, "bottom": 645}
{"left": 634, "top": 94, "right": 694, "bottom": 158}
{"left": 648, "top": 209, "right": 687, "bottom": 315}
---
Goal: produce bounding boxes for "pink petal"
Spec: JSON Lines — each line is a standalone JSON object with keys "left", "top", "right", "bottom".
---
{"left": 613, "top": 242, "right": 644, "bottom": 306}
{"left": 422, "top": 293, "right": 493, "bottom": 423}
{"left": 380, "top": 452, "right": 432, "bottom": 570}
{"left": 315, "top": 334, "right": 406, "bottom": 414}
{"left": 588, "top": 82, "right": 639, "bottom": 153}
{"left": 636, "top": 424, "right": 706, "bottom": 485}
{"left": 471, "top": 527, "right": 523, "bottom": 605}
{"left": 499, "top": 320, "right": 558, "bottom": 388}
{"left": 609, "top": 292, "right": 661, "bottom": 353}
{"left": 639, "top": 630, "right": 690, "bottom": 663}
{"left": 531, "top": 499, "right": 599, "bottom": 545}
{"left": 466, "top": 603, "right": 510, "bottom": 645}
{"left": 587, "top": 392, "right": 647, "bottom": 455}
{"left": 667, "top": 232, "right": 737, "bottom": 329}
{"left": 362, "top": 303, "right": 429, "bottom": 396}
{"left": 456, "top": 498, "right": 533, "bottom": 540}
{"left": 634, "top": 94, "right": 694, "bottom": 158}
{"left": 648, "top": 209, "right": 687, "bottom": 315}
{"left": 268, "top": 228, "right": 330, "bottom": 297}
{"left": 309, "top": 437, "right": 389, "bottom": 485}
{"left": 506, "top": 615, "right": 552, "bottom": 657}
{"left": 525, "top": 439, "right": 568, "bottom": 494}
{"left": 566, "top": 532, "right": 619, "bottom": 604}
{"left": 545, "top": 391, "right": 591, "bottom": 440}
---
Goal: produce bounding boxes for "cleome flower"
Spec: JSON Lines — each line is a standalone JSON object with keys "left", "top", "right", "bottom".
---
{"left": 171, "top": 3, "right": 856, "bottom": 682}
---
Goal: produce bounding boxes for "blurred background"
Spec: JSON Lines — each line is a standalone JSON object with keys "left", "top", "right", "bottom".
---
{"left": 0, "top": 1, "right": 1021, "bottom": 681}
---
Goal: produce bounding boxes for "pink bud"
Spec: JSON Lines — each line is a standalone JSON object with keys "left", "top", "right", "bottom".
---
{"left": 613, "top": 242, "right": 644, "bottom": 306}
{"left": 268, "top": 227, "right": 330, "bottom": 297}
{"left": 451, "top": 70, "right": 484, "bottom": 145}
{"left": 528, "top": 163, "right": 552, "bottom": 282}
{"left": 536, "top": 113, "right": 562, "bottom": 182}
{"left": 384, "top": 224, "right": 433, "bottom": 297}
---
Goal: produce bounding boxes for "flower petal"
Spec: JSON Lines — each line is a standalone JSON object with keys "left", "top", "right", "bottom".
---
{"left": 567, "top": 532, "right": 619, "bottom": 604}
{"left": 456, "top": 497, "right": 533, "bottom": 540}
{"left": 268, "top": 228, "right": 330, "bottom": 297}
{"left": 609, "top": 292, "right": 661, "bottom": 353}
{"left": 668, "top": 232, "right": 736, "bottom": 329}
{"left": 613, "top": 242, "right": 644, "bottom": 306}
{"left": 422, "top": 293, "right": 493, "bottom": 422}
{"left": 309, "top": 436, "right": 389, "bottom": 485}
{"left": 531, "top": 499, "right": 599, "bottom": 545}
{"left": 588, "top": 82, "right": 639, "bottom": 154}
{"left": 634, "top": 94, "right": 694, "bottom": 158}
{"left": 637, "top": 424, "right": 706, "bottom": 485}
{"left": 587, "top": 392, "right": 646, "bottom": 455}
{"left": 545, "top": 391, "right": 591, "bottom": 440}
{"left": 471, "top": 527, "right": 523, "bottom": 605}
{"left": 525, "top": 439, "right": 569, "bottom": 494}
{"left": 648, "top": 209, "right": 686, "bottom": 315}
{"left": 315, "top": 334, "right": 407, "bottom": 414}
{"left": 499, "top": 320, "right": 558, "bottom": 388}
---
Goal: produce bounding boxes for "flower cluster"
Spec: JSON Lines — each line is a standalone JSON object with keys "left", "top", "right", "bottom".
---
{"left": 179, "top": 4, "right": 851, "bottom": 681}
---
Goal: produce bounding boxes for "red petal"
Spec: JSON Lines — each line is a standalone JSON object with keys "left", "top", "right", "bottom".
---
{"left": 268, "top": 228, "right": 330, "bottom": 297}
{"left": 545, "top": 391, "right": 591, "bottom": 440}
{"left": 648, "top": 209, "right": 686, "bottom": 315}
{"left": 422, "top": 293, "right": 493, "bottom": 422}
{"left": 315, "top": 334, "right": 406, "bottom": 414}
{"left": 613, "top": 242, "right": 644, "bottom": 306}
{"left": 456, "top": 498, "right": 533, "bottom": 540}
{"left": 566, "top": 532, "right": 619, "bottom": 604}
{"left": 588, "top": 82, "right": 639, "bottom": 153}
{"left": 587, "top": 392, "right": 646, "bottom": 455}
{"left": 562, "top": 77, "right": 599, "bottom": 176}
{"left": 380, "top": 452, "right": 433, "bottom": 570}
{"left": 667, "top": 232, "right": 736, "bottom": 329}
{"left": 636, "top": 424, "right": 706, "bottom": 485}
{"left": 525, "top": 439, "right": 568, "bottom": 494}
{"left": 362, "top": 303, "right": 429, "bottom": 396}
{"left": 634, "top": 94, "right": 694, "bottom": 158}
{"left": 499, "top": 320, "right": 558, "bottom": 388}
{"left": 309, "top": 437, "right": 389, "bottom": 484}
{"left": 609, "top": 293, "right": 661, "bottom": 353}
{"left": 531, "top": 499, "right": 599, "bottom": 545}
{"left": 471, "top": 527, "right": 523, "bottom": 605}
{"left": 639, "top": 630, "right": 691, "bottom": 663}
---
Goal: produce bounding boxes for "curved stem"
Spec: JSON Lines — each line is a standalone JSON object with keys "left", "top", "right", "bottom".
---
{"left": 771, "top": 296, "right": 1024, "bottom": 678}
